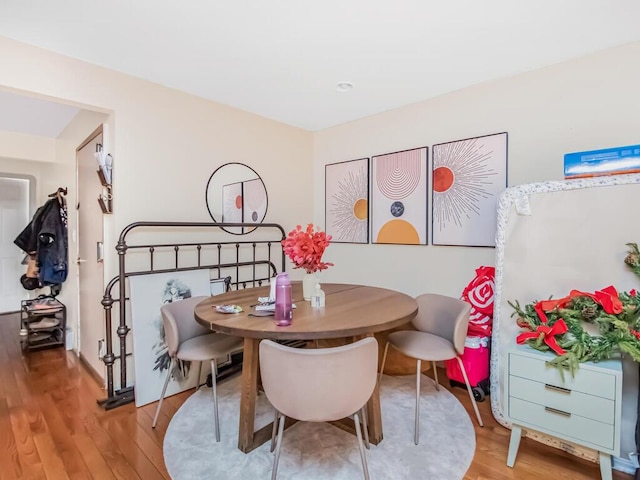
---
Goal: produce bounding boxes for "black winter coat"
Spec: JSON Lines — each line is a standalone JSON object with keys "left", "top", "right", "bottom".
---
{"left": 14, "top": 198, "right": 68, "bottom": 285}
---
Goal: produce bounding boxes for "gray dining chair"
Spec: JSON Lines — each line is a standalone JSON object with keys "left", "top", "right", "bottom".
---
{"left": 151, "top": 295, "right": 243, "bottom": 442}
{"left": 379, "top": 293, "right": 483, "bottom": 445}
{"left": 260, "top": 337, "right": 378, "bottom": 480}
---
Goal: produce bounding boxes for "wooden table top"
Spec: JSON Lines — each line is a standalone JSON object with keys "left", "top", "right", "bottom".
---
{"left": 194, "top": 282, "right": 418, "bottom": 340}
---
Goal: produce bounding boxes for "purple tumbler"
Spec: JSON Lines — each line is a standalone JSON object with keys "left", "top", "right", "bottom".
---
{"left": 274, "top": 272, "right": 293, "bottom": 326}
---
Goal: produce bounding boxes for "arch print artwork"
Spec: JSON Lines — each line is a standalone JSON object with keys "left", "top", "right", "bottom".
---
{"left": 371, "top": 147, "right": 428, "bottom": 245}
{"left": 432, "top": 132, "right": 508, "bottom": 247}
{"left": 325, "top": 157, "right": 369, "bottom": 244}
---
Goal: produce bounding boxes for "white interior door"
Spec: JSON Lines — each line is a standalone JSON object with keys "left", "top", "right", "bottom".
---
{"left": 76, "top": 128, "right": 106, "bottom": 378}
{"left": 0, "top": 177, "right": 30, "bottom": 313}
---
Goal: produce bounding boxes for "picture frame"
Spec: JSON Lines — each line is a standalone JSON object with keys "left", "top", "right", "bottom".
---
{"left": 431, "top": 132, "right": 508, "bottom": 247}
{"left": 129, "top": 269, "right": 212, "bottom": 407}
{"left": 325, "top": 158, "right": 370, "bottom": 244}
{"left": 222, "top": 181, "right": 243, "bottom": 234}
{"left": 242, "top": 177, "right": 268, "bottom": 233}
{"left": 371, "top": 147, "right": 428, "bottom": 245}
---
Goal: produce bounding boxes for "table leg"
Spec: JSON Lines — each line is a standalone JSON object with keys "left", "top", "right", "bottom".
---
{"left": 366, "top": 375, "right": 383, "bottom": 444}
{"left": 238, "top": 337, "right": 260, "bottom": 453}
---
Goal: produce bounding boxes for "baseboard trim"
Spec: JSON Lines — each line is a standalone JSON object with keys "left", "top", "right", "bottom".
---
{"left": 79, "top": 352, "right": 106, "bottom": 389}
{"left": 613, "top": 456, "right": 637, "bottom": 474}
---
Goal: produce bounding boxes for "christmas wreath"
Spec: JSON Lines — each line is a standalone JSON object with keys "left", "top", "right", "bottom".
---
{"left": 509, "top": 243, "right": 640, "bottom": 373}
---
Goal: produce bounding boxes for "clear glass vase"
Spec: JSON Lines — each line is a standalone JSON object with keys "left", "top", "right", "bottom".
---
{"left": 302, "top": 272, "right": 317, "bottom": 301}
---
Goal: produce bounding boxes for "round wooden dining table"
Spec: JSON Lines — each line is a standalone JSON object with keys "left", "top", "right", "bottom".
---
{"left": 194, "top": 282, "right": 418, "bottom": 453}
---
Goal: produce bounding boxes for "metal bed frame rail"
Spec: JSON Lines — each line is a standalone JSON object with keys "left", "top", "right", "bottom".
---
{"left": 97, "top": 221, "right": 286, "bottom": 410}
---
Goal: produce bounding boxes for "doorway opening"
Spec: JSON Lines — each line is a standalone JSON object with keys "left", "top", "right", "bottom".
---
{"left": 0, "top": 174, "right": 35, "bottom": 313}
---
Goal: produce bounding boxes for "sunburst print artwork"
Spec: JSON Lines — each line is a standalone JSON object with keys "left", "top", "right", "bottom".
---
{"left": 371, "top": 147, "right": 427, "bottom": 245}
{"left": 325, "top": 158, "right": 369, "bottom": 243}
{"left": 432, "top": 132, "right": 507, "bottom": 247}
{"left": 222, "top": 181, "right": 243, "bottom": 234}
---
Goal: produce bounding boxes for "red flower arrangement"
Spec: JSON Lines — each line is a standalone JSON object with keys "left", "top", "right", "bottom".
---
{"left": 281, "top": 224, "right": 333, "bottom": 274}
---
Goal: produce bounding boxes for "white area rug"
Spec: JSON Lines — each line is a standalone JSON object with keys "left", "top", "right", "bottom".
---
{"left": 164, "top": 374, "right": 476, "bottom": 479}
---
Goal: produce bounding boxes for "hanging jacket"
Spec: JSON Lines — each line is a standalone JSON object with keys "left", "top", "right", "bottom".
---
{"left": 14, "top": 197, "right": 68, "bottom": 286}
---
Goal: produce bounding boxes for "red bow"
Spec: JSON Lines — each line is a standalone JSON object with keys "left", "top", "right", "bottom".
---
{"left": 533, "top": 285, "right": 622, "bottom": 323}
{"left": 516, "top": 319, "right": 568, "bottom": 355}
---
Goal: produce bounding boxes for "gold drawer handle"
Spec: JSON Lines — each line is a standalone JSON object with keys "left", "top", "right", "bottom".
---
{"left": 545, "top": 406, "right": 571, "bottom": 417}
{"left": 545, "top": 384, "right": 571, "bottom": 394}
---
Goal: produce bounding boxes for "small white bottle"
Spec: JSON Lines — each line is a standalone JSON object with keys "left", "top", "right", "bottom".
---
{"left": 311, "top": 281, "right": 325, "bottom": 308}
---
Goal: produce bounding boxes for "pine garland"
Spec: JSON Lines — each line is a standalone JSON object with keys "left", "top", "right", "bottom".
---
{"left": 509, "top": 243, "right": 640, "bottom": 375}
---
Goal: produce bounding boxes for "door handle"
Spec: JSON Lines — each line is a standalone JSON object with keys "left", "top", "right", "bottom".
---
{"left": 76, "top": 258, "right": 87, "bottom": 264}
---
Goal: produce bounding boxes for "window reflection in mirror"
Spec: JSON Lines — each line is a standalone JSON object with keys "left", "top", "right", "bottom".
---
{"left": 205, "top": 163, "right": 268, "bottom": 234}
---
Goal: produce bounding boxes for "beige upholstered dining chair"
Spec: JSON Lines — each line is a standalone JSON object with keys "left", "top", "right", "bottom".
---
{"left": 259, "top": 337, "right": 378, "bottom": 480}
{"left": 379, "top": 293, "right": 483, "bottom": 445}
{"left": 151, "top": 295, "right": 243, "bottom": 442}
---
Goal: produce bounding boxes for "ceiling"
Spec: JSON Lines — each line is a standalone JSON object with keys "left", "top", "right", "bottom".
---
{"left": 1, "top": 0, "right": 640, "bottom": 132}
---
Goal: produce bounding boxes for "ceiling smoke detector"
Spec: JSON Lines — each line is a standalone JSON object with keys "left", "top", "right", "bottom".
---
{"left": 336, "top": 82, "right": 354, "bottom": 92}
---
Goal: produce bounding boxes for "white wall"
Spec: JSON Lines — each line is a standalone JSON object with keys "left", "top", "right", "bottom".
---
{"left": 0, "top": 35, "right": 313, "bottom": 381}
{"left": 0, "top": 131, "right": 56, "bottom": 162}
{"left": 313, "top": 41, "right": 640, "bottom": 298}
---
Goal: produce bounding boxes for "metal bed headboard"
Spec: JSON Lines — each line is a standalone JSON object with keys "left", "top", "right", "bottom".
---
{"left": 97, "top": 221, "right": 286, "bottom": 410}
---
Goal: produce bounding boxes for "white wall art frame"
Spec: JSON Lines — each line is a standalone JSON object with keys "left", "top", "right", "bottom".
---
{"left": 243, "top": 177, "right": 268, "bottom": 232}
{"left": 371, "top": 147, "right": 428, "bottom": 245}
{"left": 222, "top": 181, "right": 243, "bottom": 234}
{"left": 130, "top": 269, "right": 211, "bottom": 407}
{"left": 325, "top": 157, "right": 369, "bottom": 244}
{"left": 432, "top": 132, "right": 507, "bottom": 247}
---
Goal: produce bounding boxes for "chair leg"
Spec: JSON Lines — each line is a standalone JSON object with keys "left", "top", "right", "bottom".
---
{"left": 152, "top": 358, "right": 174, "bottom": 428}
{"left": 353, "top": 412, "right": 370, "bottom": 480}
{"left": 431, "top": 361, "right": 440, "bottom": 391}
{"left": 211, "top": 359, "right": 221, "bottom": 442}
{"left": 271, "top": 414, "right": 286, "bottom": 480}
{"left": 415, "top": 359, "right": 421, "bottom": 445}
{"left": 360, "top": 406, "right": 370, "bottom": 449}
{"left": 379, "top": 342, "right": 390, "bottom": 385}
{"left": 196, "top": 361, "right": 203, "bottom": 391}
{"left": 455, "top": 356, "right": 484, "bottom": 427}
{"left": 270, "top": 409, "right": 279, "bottom": 453}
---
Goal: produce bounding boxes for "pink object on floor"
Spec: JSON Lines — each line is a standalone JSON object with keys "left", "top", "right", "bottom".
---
{"left": 445, "top": 335, "right": 490, "bottom": 387}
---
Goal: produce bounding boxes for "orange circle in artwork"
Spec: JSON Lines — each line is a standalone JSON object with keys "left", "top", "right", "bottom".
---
{"left": 433, "top": 166, "right": 454, "bottom": 192}
{"left": 235, "top": 195, "right": 243, "bottom": 209}
{"left": 353, "top": 198, "right": 368, "bottom": 220}
{"left": 376, "top": 219, "right": 420, "bottom": 245}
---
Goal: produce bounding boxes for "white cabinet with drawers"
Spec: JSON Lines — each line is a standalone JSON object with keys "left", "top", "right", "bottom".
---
{"left": 506, "top": 345, "right": 622, "bottom": 480}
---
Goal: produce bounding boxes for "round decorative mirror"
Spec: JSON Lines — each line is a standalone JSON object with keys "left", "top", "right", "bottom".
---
{"left": 205, "top": 162, "right": 268, "bottom": 234}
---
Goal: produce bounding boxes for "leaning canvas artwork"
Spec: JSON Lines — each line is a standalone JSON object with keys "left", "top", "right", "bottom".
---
{"left": 432, "top": 132, "right": 508, "bottom": 247}
{"left": 371, "top": 147, "right": 428, "bottom": 245}
{"left": 129, "top": 269, "right": 211, "bottom": 407}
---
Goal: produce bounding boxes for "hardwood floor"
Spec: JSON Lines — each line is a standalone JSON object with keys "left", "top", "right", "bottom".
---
{"left": 0, "top": 312, "right": 633, "bottom": 480}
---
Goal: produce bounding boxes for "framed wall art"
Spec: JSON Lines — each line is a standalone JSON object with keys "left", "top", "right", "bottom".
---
{"left": 431, "top": 132, "right": 508, "bottom": 247}
{"left": 371, "top": 147, "right": 428, "bottom": 245}
{"left": 222, "top": 181, "right": 243, "bottom": 234}
{"left": 129, "top": 269, "right": 211, "bottom": 407}
{"left": 242, "top": 177, "right": 268, "bottom": 233}
{"left": 325, "top": 157, "right": 370, "bottom": 244}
